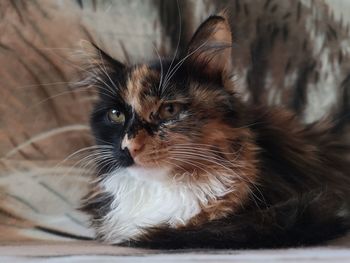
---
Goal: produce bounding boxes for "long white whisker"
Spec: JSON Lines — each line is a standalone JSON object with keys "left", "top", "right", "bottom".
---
{"left": 171, "top": 144, "right": 241, "bottom": 156}
{"left": 56, "top": 151, "right": 113, "bottom": 179}
{"left": 57, "top": 145, "right": 114, "bottom": 165}
{"left": 28, "top": 86, "right": 99, "bottom": 110}
{"left": 161, "top": 0, "right": 182, "bottom": 95}
{"left": 97, "top": 49, "right": 120, "bottom": 93}
{"left": 170, "top": 153, "right": 233, "bottom": 173}
{"left": 152, "top": 44, "right": 164, "bottom": 96}
{"left": 163, "top": 159, "right": 188, "bottom": 174}
{"left": 88, "top": 65, "right": 117, "bottom": 97}
{"left": 170, "top": 150, "right": 234, "bottom": 167}
{"left": 167, "top": 156, "right": 211, "bottom": 175}
{"left": 161, "top": 41, "right": 208, "bottom": 94}
{"left": 170, "top": 151, "right": 248, "bottom": 184}
{"left": 18, "top": 81, "right": 77, "bottom": 90}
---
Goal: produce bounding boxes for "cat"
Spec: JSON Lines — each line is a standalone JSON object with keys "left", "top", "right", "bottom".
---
{"left": 81, "top": 12, "right": 350, "bottom": 249}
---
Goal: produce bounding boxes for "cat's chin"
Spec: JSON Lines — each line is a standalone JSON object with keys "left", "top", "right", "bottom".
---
{"left": 125, "top": 164, "right": 171, "bottom": 182}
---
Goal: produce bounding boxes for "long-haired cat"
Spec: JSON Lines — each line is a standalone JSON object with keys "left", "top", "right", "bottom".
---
{"left": 81, "top": 13, "right": 350, "bottom": 248}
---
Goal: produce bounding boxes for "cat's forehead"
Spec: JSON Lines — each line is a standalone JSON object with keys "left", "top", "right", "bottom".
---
{"left": 123, "top": 65, "right": 161, "bottom": 120}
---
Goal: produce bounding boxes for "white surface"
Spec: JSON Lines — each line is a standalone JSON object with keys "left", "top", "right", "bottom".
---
{"left": 2, "top": 248, "right": 350, "bottom": 263}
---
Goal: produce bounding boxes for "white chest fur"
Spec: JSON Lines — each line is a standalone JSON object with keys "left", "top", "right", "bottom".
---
{"left": 98, "top": 167, "right": 205, "bottom": 244}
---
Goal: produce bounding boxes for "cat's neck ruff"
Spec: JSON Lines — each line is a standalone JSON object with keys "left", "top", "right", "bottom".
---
{"left": 98, "top": 166, "right": 230, "bottom": 244}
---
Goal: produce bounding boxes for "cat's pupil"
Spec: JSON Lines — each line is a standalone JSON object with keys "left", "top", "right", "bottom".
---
{"left": 108, "top": 109, "right": 125, "bottom": 124}
{"left": 166, "top": 104, "right": 174, "bottom": 114}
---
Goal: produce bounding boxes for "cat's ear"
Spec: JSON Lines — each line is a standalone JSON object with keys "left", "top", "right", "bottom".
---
{"left": 77, "top": 41, "right": 126, "bottom": 95}
{"left": 186, "top": 15, "right": 232, "bottom": 80}
{"left": 79, "top": 40, "right": 125, "bottom": 72}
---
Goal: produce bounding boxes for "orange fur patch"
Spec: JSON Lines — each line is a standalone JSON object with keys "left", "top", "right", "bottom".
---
{"left": 124, "top": 65, "right": 161, "bottom": 120}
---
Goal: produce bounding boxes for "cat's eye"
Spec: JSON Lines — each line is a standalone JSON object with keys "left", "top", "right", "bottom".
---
{"left": 159, "top": 103, "right": 182, "bottom": 119}
{"left": 107, "top": 109, "right": 125, "bottom": 124}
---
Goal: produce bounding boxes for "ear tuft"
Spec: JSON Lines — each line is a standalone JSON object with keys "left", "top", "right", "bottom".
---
{"left": 79, "top": 40, "right": 125, "bottom": 72}
{"left": 76, "top": 40, "right": 126, "bottom": 94}
{"left": 187, "top": 15, "right": 232, "bottom": 80}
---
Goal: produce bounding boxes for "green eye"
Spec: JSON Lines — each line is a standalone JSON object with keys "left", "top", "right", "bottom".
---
{"left": 107, "top": 109, "right": 125, "bottom": 124}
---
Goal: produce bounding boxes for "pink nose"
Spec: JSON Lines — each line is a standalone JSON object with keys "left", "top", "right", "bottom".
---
{"left": 127, "top": 141, "right": 145, "bottom": 158}
{"left": 122, "top": 131, "right": 147, "bottom": 159}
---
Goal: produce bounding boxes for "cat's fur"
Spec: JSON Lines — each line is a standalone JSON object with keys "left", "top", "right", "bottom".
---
{"left": 81, "top": 12, "right": 350, "bottom": 249}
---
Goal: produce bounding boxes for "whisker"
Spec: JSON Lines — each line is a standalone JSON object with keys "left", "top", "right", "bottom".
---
{"left": 170, "top": 151, "right": 249, "bottom": 184}
{"left": 167, "top": 156, "right": 210, "bottom": 175}
{"left": 160, "top": 0, "right": 182, "bottom": 95}
{"left": 171, "top": 144, "right": 241, "bottom": 156}
{"left": 18, "top": 81, "right": 77, "bottom": 90}
{"left": 152, "top": 44, "right": 164, "bottom": 96}
{"left": 170, "top": 150, "right": 235, "bottom": 168}
{"left": 163, "top": 160, "right": 188, "bottom": 174}
{"left": 97, "top": 48, "right": 120, "bottom": 93}
{"left": 161, "top": 41, "right": 208, "bottom": 94}
{"left": 57, "top": 145, "right": 114, "bottom": 165}
{"left": 28, "top": 86, "right": 97, "bottom": 110}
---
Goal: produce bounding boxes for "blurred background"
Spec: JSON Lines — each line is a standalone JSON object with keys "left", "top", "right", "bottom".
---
{"left": 0, "top": 0, "right": 349, "bottom": 242}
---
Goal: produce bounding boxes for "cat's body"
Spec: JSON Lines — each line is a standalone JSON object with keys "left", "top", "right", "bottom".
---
{"left": 81, "top": 10, "right": 350, "bottom": 248}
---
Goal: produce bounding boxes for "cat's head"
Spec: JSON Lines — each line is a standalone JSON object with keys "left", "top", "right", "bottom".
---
{"left": 86, "top": 15, "right": 248, "bottom": 180}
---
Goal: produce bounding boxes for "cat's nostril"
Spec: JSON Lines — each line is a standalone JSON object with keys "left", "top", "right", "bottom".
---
{"left": 121, "top": 133, "right": 147, "bottom": 159}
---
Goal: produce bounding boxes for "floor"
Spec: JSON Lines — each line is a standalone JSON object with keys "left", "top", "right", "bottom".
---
{"left": 1, "top": 236, "right": 350, "bottom": 263}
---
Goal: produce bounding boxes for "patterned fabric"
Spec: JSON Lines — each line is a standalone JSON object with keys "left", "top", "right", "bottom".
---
{"left": 0, "top": 0, "right": 349, "bottom": 244}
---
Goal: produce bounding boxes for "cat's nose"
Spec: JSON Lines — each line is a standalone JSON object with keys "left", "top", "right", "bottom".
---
{"left": 122, "top": 137, "right": 145, "bottom": 159}
{"left": 128, "top": 141, "right": 145, "bottom": 158}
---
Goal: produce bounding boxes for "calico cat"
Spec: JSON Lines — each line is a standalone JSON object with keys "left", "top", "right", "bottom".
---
{"left": 81, "top": 13, "right": 350, "bottom": 248}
